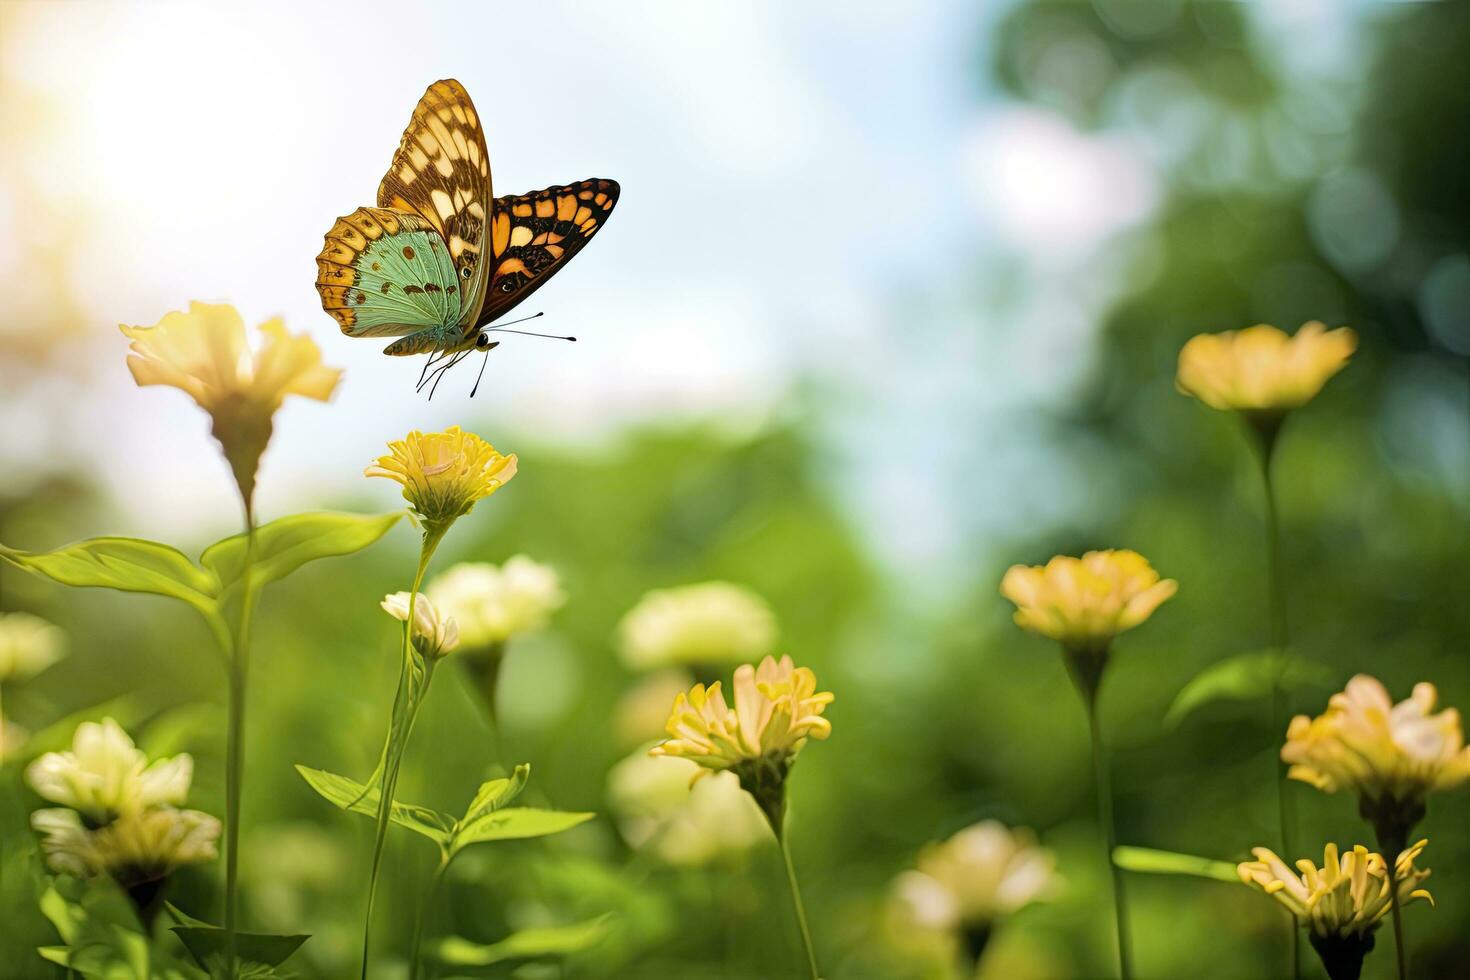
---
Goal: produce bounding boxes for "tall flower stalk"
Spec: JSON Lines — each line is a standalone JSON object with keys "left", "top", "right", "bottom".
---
{"left": 649, "top": 654, "right": 834, "bottom": 979}
{"left": 1177, "top": 320, "right": 1357, "bottom": 979}
{"left": 1001, "top": 549, "right": 1177, "bottom": 979}
{"left": 359, "top": 426, "right": 517, "bottom": 977}
{"left": 120, "top": 302, "right": 341, "bottom": 975}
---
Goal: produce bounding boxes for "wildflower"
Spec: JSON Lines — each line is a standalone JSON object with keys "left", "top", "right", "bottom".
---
{"left": 381, "top": 592, "right": 460, "bottom": 661}
{"left": 618, "top": 582, "right": 777, "bottom": 673}
{"left": 33, "top": 806, "right": 221, "bottom": 884}
{"left": 1238, "top": 841, "right": 1432, "bottom": 979}
{"left": 121, "top": 302, "right": 342, "bottom": 506}
{"left": 605, "top": 751, "right": 767, "bottom": 867}
{"left": 1283, "top": 675, "right": 1470, "bottom": 846}
{"left": 0, "top": 611, "right": 66, "bottom": 683}
{"left": 26, "top": 717, "right": 192, "bottom": 825}
{"left": 1000, "top": 550, "right": 1176, "bottom": 664}
{"left": 894, "top": 821, "right": 1057, "bottom": 931}
{"left": 426, "top": 556, "right": 565, "bottom": 651}
{"left": 1176, "top": 321, "right": 1357, "bottom": 417}
{"left": 366, "top": 426, "right": 517, "bottom": 537}
{"left": 650, "top": 655, "right": 832, "bottom": 829}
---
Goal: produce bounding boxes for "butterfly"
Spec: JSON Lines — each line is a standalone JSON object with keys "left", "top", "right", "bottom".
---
{"left": 315, "top": 79, "right": 618, "bottom": 391}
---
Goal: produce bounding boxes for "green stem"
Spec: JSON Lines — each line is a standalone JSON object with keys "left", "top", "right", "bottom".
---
{"left": 775, "top": 822, "right": 820, "bottom": 980}
{"left": 223, "top": 504, "right": 259, "bottom": 980}
{"left": 1084, "top": 691, "right": 1133, "bottom": 980}
{"left": 1376, "top": 828, "right": 1410, "bottom": 980}
{"left": 408, "top": 853, "right": 451, "bottom": 980}
{"left": 360, "top": 532, "right": 442, "bottom": 980}
{"left": 1256, "top": 428, "right": 1301, "bottom": 980}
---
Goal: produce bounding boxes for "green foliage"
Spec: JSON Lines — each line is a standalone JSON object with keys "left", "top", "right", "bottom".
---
{"left": 37, "top": 879, "right": 203, "bottom": 980}
{"left": 199, "top": 511, "right": 402, "bottom": 595}
{"left": 1164, "top": 650, "right": 1335, "bottom": 729}
{"left": 295, "top": 763, "right": 594, "bottom": 860}
{"left": 1112, "top": 847, "right": 1239, "bottom": 884}
{"left": 166, "top": 902, "right": 308, "bottom": 974}
{"left": 435, "top": 915, "right": 611, "bottom": 971}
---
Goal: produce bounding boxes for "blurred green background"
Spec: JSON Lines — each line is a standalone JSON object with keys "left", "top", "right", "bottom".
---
{"left": 3, "top": 1, "right": 1470, "bottom": 977}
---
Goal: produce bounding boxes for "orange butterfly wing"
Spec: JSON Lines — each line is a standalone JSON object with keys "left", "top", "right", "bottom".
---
{"left": 476, "top": 179, "right": 619, "bottom": 328}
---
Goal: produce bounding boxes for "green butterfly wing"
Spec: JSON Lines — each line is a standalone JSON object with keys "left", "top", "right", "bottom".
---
{"left": 316, "top": 207, "right": 461, "bottom": 340}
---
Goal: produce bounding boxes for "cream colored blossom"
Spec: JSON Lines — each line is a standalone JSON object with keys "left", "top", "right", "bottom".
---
{"left": 618, "top": 582, "right": 777, "bottom": 671}
{"left": 605, "top": 751, "right": 767, "bottom": 867}
{"left": 33, "top": 806, "right": 220, "bottom": 883}
{"left": 1000, "top": 550, "right": 1176, "bottom": 654}
{"left": 120, "top": 303, "right": 342, "bottom": 502}
{"left": 1237, "top": 840, "right": 1433, "bottom": 940}
{"left": 367, "top": 426, "right": 517, "bottom": 531}
{"left": 25, "top": 718, "right": 191, "bottom": 824}
{"left": 892, "top": 821, "right": 1057, "bottom": 932}
{"left": 614, "top": 670, "right": 697, "bottom": 748}
{"left": 1176, "top": 321, "right": 1356, "bottom": 413}
{"left": 1283, "top": 674, "right": 1470, "bottom": 805}
{"left": 0, "top": 611, "right": 66, "bottom": 683}
{"left": 381, "top": 592, "right": 460, "bottom": 660}
{"left": 649, "top": 655, "right": 833, "bottom": 775}
{"left": 426, "top": 556, "right": 565, "bottom": 649}
{"left": 1, "top": 720, "right": 28, "bottom": 764}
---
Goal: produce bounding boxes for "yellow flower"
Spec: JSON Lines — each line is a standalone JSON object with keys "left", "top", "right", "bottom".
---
{"left": 893, "top": 821, "right": 1057, "bottom": 932}
{"left": 33, "top": 805, "right": 221, "bottom": 884}
{"left": 0, "top": 611, "right": 66, "bottom": 684}
{"left": 426, "top": 556, "right": 565, "bottom": 649}
{"left": 650, "top": 655, "right": 833, "bottom": 828}
{"left": 25, "top": 718, "right": 192, "bottom": 825}
{"left": 1236, "top": 840, "right": 1433, "bottom": 941}
{"left": 1176, "top": 321, "right": 1356, "bottom": 414}
{"left": 1000, "top": 550, "right": 1177, "bottom": 656}
{"left": 1283, "top": 675, "right": 1470, "bottom": 828}
{"left": 617, "top": 582, "right": 777, "bottom": 672}
{"left": 366, "top": 426, "right": 517, "bottom": 533}
{"left": 381, "top": 592, "right": 460, "bottom": 660}
{"left": 121, "top": 302, "right": 342, "bottom": 505}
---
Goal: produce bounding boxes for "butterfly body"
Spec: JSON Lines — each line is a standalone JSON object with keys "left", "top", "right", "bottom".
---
{"left": 316, "top": 80, "right": 617, "bottom": 362}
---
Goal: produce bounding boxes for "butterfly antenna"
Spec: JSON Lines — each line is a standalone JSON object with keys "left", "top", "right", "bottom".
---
{"left": 486, "top": 311, "right": 576, "bottom": 342}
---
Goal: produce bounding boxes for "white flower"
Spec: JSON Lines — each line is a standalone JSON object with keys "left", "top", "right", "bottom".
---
{"left": 892, "top": 821, "right": 1058, "bottom": 931}
{"left": 25, "top": 718, "right": 191, "bottom": 823}
{"left": 381, "top": 592, "right": 460, "bottom": 659}
{"left": 0, "top": 611, "right": 66, "bottom": 684}
{"left": 606, "top": 751, "right": 767, "bottom": 867}
{"left": 33, "top": 806, "right": 220, "bottom": 883}
{"left": 618, "top": 582, "right": 777, "bottom": 671}
{"left": 426, "top": 556, "right": 565, "bottom": 649}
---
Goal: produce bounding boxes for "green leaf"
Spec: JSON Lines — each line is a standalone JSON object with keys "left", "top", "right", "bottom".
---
{"left": 435, "top": 916, "right": 611, "bottom": 969}
{"left": 1, "top": 538, "right": 218, "bottom": 617}
{"left": 200, "top": 510, "right": 401, "bottom": 592}
{"left": 1165, "top": 650, "right": 1335, "bottom": 729}
{"left": 166, "top": 903, "right": 310, "bottom": 971}
{"left": 1113, "top": 846, "right": 1239, "bottom": 883}
{"left": 450, "top": 808, "right": 595, "bottom": 856}
{"left": 37, "top": 881, "right": 150, "bottom": 979}
{"left": 463, "top": 764, "right": 531, "bottom": 822}
{"left": 294, "top": 765, "right": 454, "bottom": 844}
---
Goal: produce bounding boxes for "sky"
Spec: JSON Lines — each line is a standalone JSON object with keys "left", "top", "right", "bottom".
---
{"left": 0, "top": 0, "right": 1361, "bottom": 587}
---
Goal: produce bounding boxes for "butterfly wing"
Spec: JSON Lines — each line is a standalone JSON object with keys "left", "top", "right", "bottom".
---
{"left": 377, "top": 79, "right": 493, "bottom": 330}
{"left": 476, "top": 179, "right": 619, "bottom": 328}
{"left": 316, "top": 207, "right": 462, "bottom": 338}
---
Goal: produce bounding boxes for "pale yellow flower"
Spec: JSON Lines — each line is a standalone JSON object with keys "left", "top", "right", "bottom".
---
{"left": 1283, "top": 675, "right": 1470, "bottom": 808}
{"left": 1000, "top": 550, "right": 1177, "bottom": 655}
{"left": 1176, "top": 321, "right": 1356, "bottom": 414}
{"left": 1, "top": 720, "right": 29, "bottom": 764}
{"left": 650, "top": 655, "right": 833, "bottom": 775}
{"left": 120, "top": 302, "right": 342, "bottom": 503}
{"left": 1236, "top": 840, "right": 1433, "bottom": 940}
{"left": 893, "top": 821, "right": 1058, "bottom": 931}
{"left": 25, "top": 718, "right": 192, "bottom": 824}
{"left": 614, "top": 670, "right": 697, "bottom": 748}
{"left": 33, "top": 805, "right": 221, "bottom": 884}
{"left": 366, "top": 426, "right": 517, "bottom": 532}
{"left": 618, "top": 582, "right": 777, "bottom": 671}
{"left": 0, "top": 611, "right": 66, "bottom": 684}
{"left": 605, "top": 750, "right": 767, "bottom": 867}
{"left": 381, "top": 592, "right": 460, "bottom": 660}
{"left": 426, "top": 556, "right": 565, "bottom": 649}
